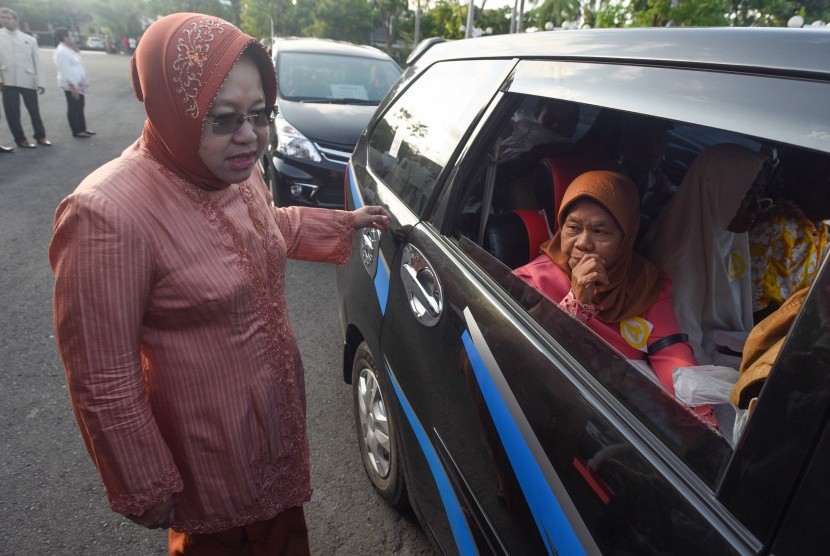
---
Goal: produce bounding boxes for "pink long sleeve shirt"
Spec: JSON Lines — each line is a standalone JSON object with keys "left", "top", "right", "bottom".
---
{"left": 515, "top": 254, "right": 695, "bottom": 394}
{"left": 49, "top": 140, "right": 356, "bottom": 534}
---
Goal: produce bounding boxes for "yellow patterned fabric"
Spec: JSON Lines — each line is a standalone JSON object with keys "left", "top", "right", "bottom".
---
{"left": 750, "top": 200, "right": 829, "bottom": 312}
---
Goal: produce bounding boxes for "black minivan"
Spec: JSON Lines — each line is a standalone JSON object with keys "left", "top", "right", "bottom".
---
{"left": 336, "top": 28, "right": 830, "bottom": 554}
{"left": 261, "top": 38, "right": 401, "bottom": 207}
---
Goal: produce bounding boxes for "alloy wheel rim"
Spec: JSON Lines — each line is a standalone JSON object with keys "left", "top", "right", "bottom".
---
{"left": 357, "top": 367, "right": 391, "bottom": 478}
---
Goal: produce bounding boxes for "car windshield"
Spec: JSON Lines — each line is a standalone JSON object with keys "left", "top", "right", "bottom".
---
{"left": 278, "top": 51, "right": 400, "bottom": 104}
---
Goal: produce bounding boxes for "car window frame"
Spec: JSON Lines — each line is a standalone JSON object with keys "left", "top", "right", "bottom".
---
{"left": 442, "top": 233, "right": 761, "bottom": 551}
{"left": 364, "top": 57, "right": 518, "bottom": 218}
{"left": 427, "top": 86, "right": 739, "bottom": 489}
{"left": 428, "top": 57, "right": 830, "bottom": 547}
{"left": 718, "top": 255, "right": 830, "bottom": 544}
{"left": 507, "top": 59, "right": 830, "bottom": 154}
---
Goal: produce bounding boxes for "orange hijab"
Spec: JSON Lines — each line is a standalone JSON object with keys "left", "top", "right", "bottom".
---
{"left": 130, "top": 13, "right": 276, "bottom": 190}
{"left": 540, "top": 170, "right": 664, "bottom": 322}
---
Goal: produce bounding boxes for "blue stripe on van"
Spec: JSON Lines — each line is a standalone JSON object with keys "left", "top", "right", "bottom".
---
{"left": 347, "top": 164, "right": 389, "bottom": 315}
{"left": 462, "top": 330, "right": 586, "bottom": 556}
{"left": 347, "top": 162, "right": 364, "bottom": 209}
{"left": 374, "top": 258, "right": 390, "bottom": 315}
{"left": 386, "top": 365, "right": 479, "bottom": 556}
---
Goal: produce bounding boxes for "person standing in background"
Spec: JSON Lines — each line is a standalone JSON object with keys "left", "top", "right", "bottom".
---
{"left": 0, "top": 111, "right": 14, "bottom": 152}
{"left": 0, "top": 7, "right": 50, "bottom": 148}
{"left": 53, "top": 28, "right": 94, "bottom": 138}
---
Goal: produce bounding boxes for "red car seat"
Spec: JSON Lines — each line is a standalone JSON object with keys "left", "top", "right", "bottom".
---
{"left": 534, "top": 154, "right": 614, "bottom": 232}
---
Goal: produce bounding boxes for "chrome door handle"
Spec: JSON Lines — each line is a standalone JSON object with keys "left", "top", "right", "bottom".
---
{"left": 400, "top": 244, "right": 443, "bottom": 327}
{"left": 361, "top": 227, "right": 381, "bottom": 277}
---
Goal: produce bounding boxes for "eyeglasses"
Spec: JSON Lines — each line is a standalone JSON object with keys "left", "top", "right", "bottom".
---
{"left": 204, "top": 106, "right": 277, "bottom": 135}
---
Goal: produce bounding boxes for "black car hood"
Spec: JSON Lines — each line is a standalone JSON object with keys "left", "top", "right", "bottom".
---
{"left": 279, "top": 100, "right": 378, "bottom": 147}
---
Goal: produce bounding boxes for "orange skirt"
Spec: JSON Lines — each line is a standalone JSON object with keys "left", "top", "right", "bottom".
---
{"left": 168, "top": 506, "right": 310, "bottom": 556}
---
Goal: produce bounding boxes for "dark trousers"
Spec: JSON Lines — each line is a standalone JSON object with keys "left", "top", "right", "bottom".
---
{"left": 168, "top": 506, "right": 310, "bottom": 556}
{"left": 64, "top": 90, "right": 86, "bottom": 135}
{"left": 2, "top": 86, "right": 46, "bottom": 143}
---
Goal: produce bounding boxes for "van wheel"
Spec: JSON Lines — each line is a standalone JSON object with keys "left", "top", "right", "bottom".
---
{"left": 352, "top": 341, "right": 408, "bottom": 509}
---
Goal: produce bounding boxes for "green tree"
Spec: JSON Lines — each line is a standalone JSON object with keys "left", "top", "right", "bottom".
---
{"left": 3, "top": 0, "right": 93, "bottom": 37}
{"left": 477, "top": 6, "right": 512, "bottom": 34}
{"left": 628, "top": 0, "right": 730, "bottom": 26}
{"left": 594, "top": 1, "right": 631, "bottom": 27}
{"left": 729, "top": 0, "right": 798, "bottom": 26}
{"left": 536, "top": 0, "right": 582, "bottom": 28}
{"left": 83, "top": 0, "right": 144, "bottom": 40}
{"left": 306, "top": 0, "right": 374, "bottom": 43}
{"left": 424, "top": 0, "right": 465, "bottom": 39}
{"left": 800, "top": 0, "right": 830, "bottom": 20}
{"left": 240, "top": 0, "right": 274, "bottom": 39}
{"left": 142, "top": 0, "right": 234, "bottom": 22}
{"left": 372, "top": 0, "right": 409, "bottom": 52}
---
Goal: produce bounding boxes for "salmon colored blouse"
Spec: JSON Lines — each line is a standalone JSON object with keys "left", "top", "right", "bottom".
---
{"left": 49, "top": 139, "right": 356, "bottom": 534}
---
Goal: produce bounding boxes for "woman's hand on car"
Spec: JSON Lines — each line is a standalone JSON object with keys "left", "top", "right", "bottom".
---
{"left": 570, "top": 253, "right": 609, "bottom": 304}
{"left": 353, "top": 205, "right": 391, "bottom": 230}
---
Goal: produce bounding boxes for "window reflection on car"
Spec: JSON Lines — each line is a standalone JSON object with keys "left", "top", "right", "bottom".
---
{"left": 337, "top": 28, "right": 830, "bottom": 555}
{"left": 278, "top": 52, "right": 399, "bottom": 104}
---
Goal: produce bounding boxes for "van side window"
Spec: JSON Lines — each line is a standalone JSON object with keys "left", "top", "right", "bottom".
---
{"left": 367, "top": 59, "right": 512, "bottom": 214}
{"left": 452, "top": 95, "right": 787, "bottom": 487}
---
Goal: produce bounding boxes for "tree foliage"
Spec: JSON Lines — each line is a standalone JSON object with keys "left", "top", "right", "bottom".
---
{"left": 8, "top": 0, "right": 830, "bottom": 61}
{"left": 142, "top": 0, "right": 234, "bottom": 21}
{"left": 306, "top": 0, "right": 374, "bottom": 43}
{"left": 526, "top": 0, "right": 582, "bottom": 28}
{"left": 240, "top": 0, "right": 313, "bottom": 40}
{"left": 84, "top": 0, "right": 145, "bottom": 40}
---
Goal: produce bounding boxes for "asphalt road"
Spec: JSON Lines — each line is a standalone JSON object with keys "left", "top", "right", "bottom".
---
{"left": 0, "top": 48, "right": 434, "bottom": 556}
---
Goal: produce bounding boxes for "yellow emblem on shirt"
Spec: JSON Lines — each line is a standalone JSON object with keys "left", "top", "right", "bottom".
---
{"left": 620, "top": 317, "right": 653, "bottom": 353}
{"left": 727, "top": 250, "right": 747, "bottom": 280}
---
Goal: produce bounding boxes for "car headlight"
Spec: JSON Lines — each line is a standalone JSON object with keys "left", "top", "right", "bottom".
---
{"left": 275, "top": 116, "right": 322, "bottom": 162}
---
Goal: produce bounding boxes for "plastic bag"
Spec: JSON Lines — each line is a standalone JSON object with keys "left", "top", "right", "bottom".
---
{"left": 673, "top": 365, "right": 740, "bottom": 407}
{"left": 731, "top": 397, "right": 758, "bottom": 447}
{"left": 674, "top": 365, "right": 742, "bottom": 446}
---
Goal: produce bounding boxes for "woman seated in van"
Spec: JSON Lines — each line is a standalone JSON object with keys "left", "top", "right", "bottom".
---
{"left": 645, "top": 144, "right": 765, "bottom": 366}
{"left": 514, "top": 171, "right": 715, "bottom": 424}
{"left": 749, "top": 149, "right": 830, "bottom": 323}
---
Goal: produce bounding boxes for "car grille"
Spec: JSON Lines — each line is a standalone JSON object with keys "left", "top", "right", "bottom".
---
{"left": 315, "top": 142, "right": 352, "bottom": 166}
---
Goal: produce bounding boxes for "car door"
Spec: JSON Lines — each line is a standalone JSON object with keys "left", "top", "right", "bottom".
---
{"left": 349, "top": 57, "right": 528, "bottom": 553}
{"left": 720, "top": 257, "right": 830, "bottom": 553}
{"left": 374, "top": 134, "right": 746, "bottom": 556}
{"left": 358, "top": 59, "right": 782, "bottom": 555}
{"left": 351, "top": 51, "right": 830, "bottom": 555}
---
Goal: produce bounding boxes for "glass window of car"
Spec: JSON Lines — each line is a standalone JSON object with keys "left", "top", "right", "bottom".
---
{"left": 278, "top": 52, "right": 400, "bottom": 103}
{"left": 367, "top": 59, "right": 514, "bottom": 214}
{"left": 444, "top": 92, "right": 813, "bottom": 490}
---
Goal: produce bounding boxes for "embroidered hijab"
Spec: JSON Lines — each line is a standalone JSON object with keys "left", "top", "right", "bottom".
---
{"left": 540, "top": 170, "right": 664, "bottom": 322}
{"left": 645, "top": 143, "right": 764, "bottom": 364}
{"left": 131, "top": 13, "right": 276, "bottom": 190}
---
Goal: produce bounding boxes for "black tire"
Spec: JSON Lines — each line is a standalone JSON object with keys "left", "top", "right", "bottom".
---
{"left": 352, "top": 341, "right": 408, "bottom": 509}
{"left": 261, "top": 152, "right": 285, "bottom": 207}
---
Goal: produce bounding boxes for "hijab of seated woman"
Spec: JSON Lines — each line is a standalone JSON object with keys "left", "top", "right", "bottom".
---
{"left": 515, "top": 171, "right": 715, "bottom": 425}
{"left": 645, "top": 144, "right": 765, "bottom": 366}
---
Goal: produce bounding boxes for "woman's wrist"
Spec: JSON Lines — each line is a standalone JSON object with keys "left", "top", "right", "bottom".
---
{"left": 560, "top": 290, "right": 598, "bottom": 322}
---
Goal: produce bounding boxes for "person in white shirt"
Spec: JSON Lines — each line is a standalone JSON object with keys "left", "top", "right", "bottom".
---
{"left": 53, "top": 28, "right": 94, "bottom": 138}
{"left": 0, "top": 7, "right": 50, "bottom": 148}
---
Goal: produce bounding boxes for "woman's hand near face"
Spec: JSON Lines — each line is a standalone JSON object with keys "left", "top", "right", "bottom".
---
{"left": 570, "top": 253, "right": 609, "bottom": 304}
{"left": 353, "top": 205, "right": 391, "bottom": 230}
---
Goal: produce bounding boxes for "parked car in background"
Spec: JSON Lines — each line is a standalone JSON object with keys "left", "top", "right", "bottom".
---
{"left": 261, "top": 37, "right": 401, "bottom": 207}
{"left": 83, "top": 36, "right": 106, "bottom": 51}
{"left": 336, "top": 28, "right": 830, "bottom": 554}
